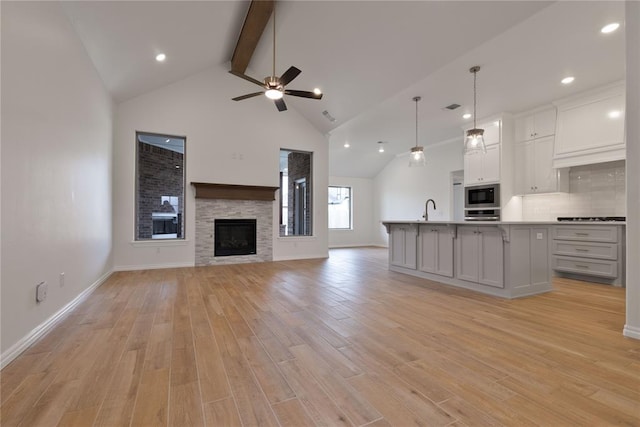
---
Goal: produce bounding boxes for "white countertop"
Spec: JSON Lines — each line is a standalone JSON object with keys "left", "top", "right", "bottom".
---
{"left": 381, "top": 220, "right": 626, "bottom": 225}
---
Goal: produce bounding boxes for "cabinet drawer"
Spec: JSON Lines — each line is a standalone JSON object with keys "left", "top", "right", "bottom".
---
{"left": 552, "top": 241, "right": 617, "bottom": 260}
{"left": 552, "top": 226, "right": 618, "bottom": 243}
{"left": 553, "top": 256, "right": 617, "bottom": 278}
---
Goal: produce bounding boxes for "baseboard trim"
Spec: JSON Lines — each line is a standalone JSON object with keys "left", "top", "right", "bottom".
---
{"left": 328, "top": 244, "right": 376, "bottom": 249}
{"left": 623, "top": 324, "right": 640, "bottom": 340}
{"left": 1, "top": 269, "right": 113, "bottom": 369}
{"left": 113, "top": 262, "right": 195, "bottom": 272}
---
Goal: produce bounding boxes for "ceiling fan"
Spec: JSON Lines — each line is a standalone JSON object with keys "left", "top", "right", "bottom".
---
{"left": 230, "top": 2, "right": 322, "bottom": 112}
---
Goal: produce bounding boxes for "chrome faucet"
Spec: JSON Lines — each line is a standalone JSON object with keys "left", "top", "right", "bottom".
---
{"left": 423, "top": 199, "right": 436, "bottom": 221}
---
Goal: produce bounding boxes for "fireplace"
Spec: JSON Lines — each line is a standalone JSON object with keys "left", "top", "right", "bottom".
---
{"left": 214, "top": 219, "right": 257, "bottom": 257}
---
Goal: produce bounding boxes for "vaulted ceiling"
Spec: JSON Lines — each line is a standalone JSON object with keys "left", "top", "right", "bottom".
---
{"left": 61, "top": 1, "right": 626, "bottom": 178}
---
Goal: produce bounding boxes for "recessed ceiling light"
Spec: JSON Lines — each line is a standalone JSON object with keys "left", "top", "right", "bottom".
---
{"left": 155, "top": 53, "right": 166, "bottom": 62}
{"left": 463, "top": 113, "right": 472, "bottom": 119}
{"left": 344, "top": 142, "right": 350, "bottom": 148}
{"left": 608, "top": 110, "right": 621, "bottom": 119}
{"left": 601, "top": 22, "right": 620, "bottom": 34}
{"left": 561, "top": 76, "right": 575, "bottom": 85}
{"left": 378, "top": 141, "right": 385, "bottom": 153}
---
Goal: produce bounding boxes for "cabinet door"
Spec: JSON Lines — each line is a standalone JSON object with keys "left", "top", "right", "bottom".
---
{"left": 515, "top": 115, "right": 536, "bottom": 142}
{"left": 478, "top": 227, "right": 504, "bottom": 288}
{"left": 514, "top": 141, "right": 533, "bottom": 194}
{"left": 456, "top": 226, "right": 479, "bottom": 282}
{"left": 533, "top": 108, "right": 557, "bottom": 139}
{"left": 481, "top": 145, "right": 501, "bottom": 184}
{"left": 418, "top": 227, "right": 437, "bottom": 274}
{"left": 464, "top": 153, "right": 484, "bottom": 185}
{"left": 390, "top": 225, "right": 417, "bottom": 269}
{"left": 435, "top": 228, "right": 454, "bottom": 277}
{"left": 532, "top": 136, "right": 557, "bottom": 193}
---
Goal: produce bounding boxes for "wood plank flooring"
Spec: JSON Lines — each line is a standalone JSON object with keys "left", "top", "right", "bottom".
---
{"left": 1, "top": 247, "right": 639, "bottom": 426}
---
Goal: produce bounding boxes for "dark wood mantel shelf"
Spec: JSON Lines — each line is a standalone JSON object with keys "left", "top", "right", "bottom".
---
{"left": 191, "top": 182, "right": 279, "bottom": 201}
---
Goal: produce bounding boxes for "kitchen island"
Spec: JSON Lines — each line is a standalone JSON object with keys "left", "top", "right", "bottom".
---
{"left": 382, "top": 220, "right": 626, "bottom": 298}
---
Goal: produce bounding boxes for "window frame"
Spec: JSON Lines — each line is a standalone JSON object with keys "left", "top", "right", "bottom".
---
{"left": 279, "top": 148, "right": 313, "bottom": 237}
{"left": 135, "top": 131, "right": 187, "bottom": 241}
{"left": 328, "top": 185, "right": 353, "bottom": 230}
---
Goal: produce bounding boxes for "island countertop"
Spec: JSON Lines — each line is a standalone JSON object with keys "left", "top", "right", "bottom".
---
{"left": 381, "top": 220, "right": 626, "bottom": 225}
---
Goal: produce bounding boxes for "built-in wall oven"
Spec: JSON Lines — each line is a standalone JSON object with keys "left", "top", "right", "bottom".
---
{"left": 465, "top": 183, "right": 500, "bottom": 221}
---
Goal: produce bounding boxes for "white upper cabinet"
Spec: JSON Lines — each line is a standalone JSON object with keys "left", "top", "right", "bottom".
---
{"left": 463, "top": 119, "right": 502, "bottom": 186}
{"left": 464, "top": 144, "right": 500, "bottom": 186}
{"left": 515, "top": 107, "right": 556, "bottom": 142}
{"left": 553, "top": 82, "right": 625, "bottom": 168}
{"left": 514, "top": 136, "right": 568, "bottom": 195}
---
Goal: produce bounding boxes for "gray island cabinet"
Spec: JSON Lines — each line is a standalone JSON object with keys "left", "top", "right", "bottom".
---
{"left": 383, "top": 221, "right": 553, "bottom": 298}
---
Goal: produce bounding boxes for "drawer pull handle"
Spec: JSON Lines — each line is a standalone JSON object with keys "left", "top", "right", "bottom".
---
{"left": 576, "top": 264, "right": 590, "bottom": 269}
{"left": 575, "top": 248, "right": 590, "bottom": 252}
{"left": 575, "top": 233, "right": 589, "bottom": 236}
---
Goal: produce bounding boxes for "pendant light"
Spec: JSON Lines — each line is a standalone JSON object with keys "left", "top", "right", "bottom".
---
{"left": 409, "top": 96, "right": 426, "bottom": 167}
{"left": 464, "top": 66, "right": 487, "bottom": 155}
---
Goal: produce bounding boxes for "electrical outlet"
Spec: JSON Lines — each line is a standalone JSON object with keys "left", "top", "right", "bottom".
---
{"left": 536, "top": 232, "right": 543, "bottom": 240}
{"left": 60, "top": 272, "right": 65, "bottom": 287}
{"left": 36, "top": 282, "right": 47, "bottom": 303}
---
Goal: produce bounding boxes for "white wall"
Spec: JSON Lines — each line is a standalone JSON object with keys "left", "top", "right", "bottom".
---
{"left": 625, "top": 0, "right": 640, "bottom": 340}
{"left": 372, "top": 140, "right": 464, "bottom": 246}
{"left": 1, "top": 2, "right": 113, "bottom": 358}
{"left": 328, "top": 176, "right": 374, "bottom": 247}
{"left": 113, "top": 66, "right": 328, "bottom": 269}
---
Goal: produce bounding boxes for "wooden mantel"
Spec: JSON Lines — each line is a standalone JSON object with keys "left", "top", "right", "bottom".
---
{"left": 191, "top": 182, "right": 279, "bottom": 201}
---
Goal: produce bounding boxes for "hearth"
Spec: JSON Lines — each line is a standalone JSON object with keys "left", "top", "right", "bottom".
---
{"left": 214, "top": 219, "right": 257, "bottom": 257}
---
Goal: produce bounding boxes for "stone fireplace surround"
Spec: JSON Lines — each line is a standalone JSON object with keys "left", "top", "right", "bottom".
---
{"left": 192, "top": 183, "right": 278, "bottom": 266}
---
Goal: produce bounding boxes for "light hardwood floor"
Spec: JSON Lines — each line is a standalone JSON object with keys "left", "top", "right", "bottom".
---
{"left": 1, "top": 247, "right": 639, "bottom": 426}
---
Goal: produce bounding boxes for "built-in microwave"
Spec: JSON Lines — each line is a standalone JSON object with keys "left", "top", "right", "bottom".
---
{"left": 465, "top": 183, "right": 500, "bottom": 209}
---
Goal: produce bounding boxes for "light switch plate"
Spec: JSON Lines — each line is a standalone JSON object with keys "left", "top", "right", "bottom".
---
{"left": 536, "top": 232, "right": 544, "bottom": 240}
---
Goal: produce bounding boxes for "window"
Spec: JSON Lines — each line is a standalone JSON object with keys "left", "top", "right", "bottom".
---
{"left": 136, "top": 132, "right": 185, "bottom": 240}
{"left": 328, "top": 186, "right": 352, "bottom": 229}
{"left": 279, "top": 149, "right": 312, "bottom": 236}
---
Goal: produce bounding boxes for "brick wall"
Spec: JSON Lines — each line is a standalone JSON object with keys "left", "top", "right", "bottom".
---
{"left": 137, "top": 141, "right": 184, "bottom": 239}
{"left": 286, "top": 151, "right": 312, "bottom": 235}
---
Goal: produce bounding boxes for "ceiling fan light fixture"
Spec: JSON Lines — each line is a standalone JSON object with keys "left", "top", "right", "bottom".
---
{"left": 265, "top": 88, "right": 284, "bottom": 100}
{"left": 409, "top": 96, "right": 426, "bottom": 167}
{"left": 464, "top": 66, "right": 487, "bottom": 155}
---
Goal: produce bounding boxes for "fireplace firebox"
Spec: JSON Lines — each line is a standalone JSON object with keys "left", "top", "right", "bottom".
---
{"left": 214, "top": 219, "right": 257, "bottom": 257}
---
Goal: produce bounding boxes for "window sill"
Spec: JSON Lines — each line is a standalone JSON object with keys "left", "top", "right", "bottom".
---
{"left": 277, "top": 236, "right": 317, "bottom": 241}
{"left": 130, "top": 239, "right": 189, "bottom": 247}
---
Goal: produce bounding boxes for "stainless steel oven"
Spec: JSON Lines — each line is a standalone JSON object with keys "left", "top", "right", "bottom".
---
{"left": 465, "top": 183, "right": 500, "bottom": 209}
{"left": 465, "top": 209, "right": 501, "bottom": 221}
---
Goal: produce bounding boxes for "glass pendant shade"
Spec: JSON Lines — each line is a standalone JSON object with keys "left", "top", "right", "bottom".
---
{"left": 465, "top": 66, "right": 486, "bottom": 155}
{"left": 409, "top": 96, "right": 426, "bottom": 167}
{"left": 464, "top": 128, "right": 487, "bottom": 155}
{"left": 409, "top": 146, "right": 426, "bottom": 167}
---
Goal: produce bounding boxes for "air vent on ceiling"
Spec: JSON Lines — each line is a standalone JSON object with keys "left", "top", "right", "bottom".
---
{"left": 322, "top": 110, "right": 336, "bottom": 122}
{"left": 444, "top": 103, "right": 461, "bottom": 110}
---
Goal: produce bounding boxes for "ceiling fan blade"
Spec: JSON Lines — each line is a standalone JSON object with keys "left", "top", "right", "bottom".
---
{"left": 229, "top": 70, "right": 265, "bottom": 88}
{"left": 232, "top": 92, "right": 264, "bottom": 101}
{"left": 274, "top": 98, "right": 287, "bottom": 112}
{"left": 279, "top": 66, "right": 302, "bottom": 86}
{"left": 284, "top": 89, "right": 323, "bottom": 100}
{"left": 231, "top": 0, "right": 274, "bottom": 74}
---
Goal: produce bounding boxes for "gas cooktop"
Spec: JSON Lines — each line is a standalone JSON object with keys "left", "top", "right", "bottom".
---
{"left": 557, "top": 216, "right": 626, "bottom": 222}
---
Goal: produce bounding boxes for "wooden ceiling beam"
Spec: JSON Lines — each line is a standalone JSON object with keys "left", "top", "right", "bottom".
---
{"left": 230, "top": 0, "right": 274, "bottom": 74}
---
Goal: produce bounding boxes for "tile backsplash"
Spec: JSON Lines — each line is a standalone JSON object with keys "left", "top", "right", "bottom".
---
{"left": 522, "top": 160, "right": 625, "bottom": 221}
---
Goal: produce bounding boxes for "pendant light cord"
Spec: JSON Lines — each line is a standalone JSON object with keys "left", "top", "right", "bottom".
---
{"left": 470, "top": 65, "right": 480, "bottom": 129}
{"left": 413, "top": 96, "right": 421, "bottom": 148}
